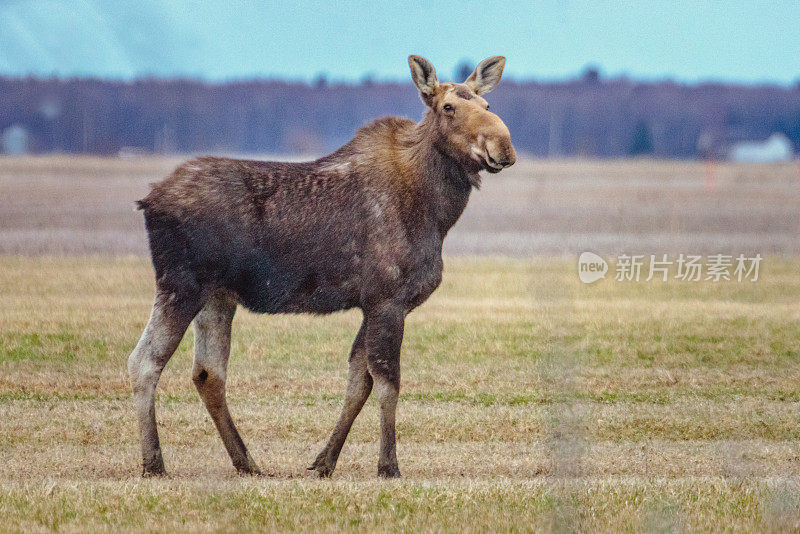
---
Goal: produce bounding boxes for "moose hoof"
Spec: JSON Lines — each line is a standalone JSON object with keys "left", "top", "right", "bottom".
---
{"left": 141, "top": 451, "right": 168, "bottom": 477}
{"left": 234, "top": 456, "right": 262, "bottom": 476}
{"left": 308, "top": 453, "right": 336, "bottom": 478}
{"left": 314, "top": 465, "right": 335, "bottom": 478}
{"left": 308, "top": 460, "right": 335, "bottom": 478}
{"left": 377, "top": 464, "right": 401, "bottom": 478}
{"left": 235, "top": 465, "right": 263, "bottom": 477}
{"left": 141, "top": 462, "right": 167, "bottom": 478}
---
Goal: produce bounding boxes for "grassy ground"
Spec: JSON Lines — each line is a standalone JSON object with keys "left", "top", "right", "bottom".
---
{"left": 1, "top": 256, "right": 800, "bottom": 531}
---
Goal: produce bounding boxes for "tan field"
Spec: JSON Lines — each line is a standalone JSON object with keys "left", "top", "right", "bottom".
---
{"left": 2, "top": 155, "right": 799, "bottom": 256}
{"left": 1, "top": 156, "right": 800, "bottom": 531}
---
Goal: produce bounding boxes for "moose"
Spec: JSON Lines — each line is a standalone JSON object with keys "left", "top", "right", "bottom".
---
{"left": 128, "top": 55, "right": 516, "bottom": 478}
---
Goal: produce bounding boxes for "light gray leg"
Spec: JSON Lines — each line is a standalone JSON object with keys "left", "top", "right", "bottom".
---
{"left": 374, "top": 376, "right": 400, "bottom": 478}
{"left": 192, "top": 291, "right": 260, "bottom": 475}
{"left": 128, "top": 293, "right": 196, "bottom": 476}
{"left": 309, "top": 320, "right": 372, "bottom": 477}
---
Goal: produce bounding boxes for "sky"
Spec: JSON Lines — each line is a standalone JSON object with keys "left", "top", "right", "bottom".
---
{"left": 1, "top": 0, "right": 799, "bottom": 85}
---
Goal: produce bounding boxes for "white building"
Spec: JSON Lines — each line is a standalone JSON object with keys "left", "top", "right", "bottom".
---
{"left": 1, "top": 124, "right": 31, "bottom": 155}
{"left": 729, "top": 133, "right": 794, "bottom": 163}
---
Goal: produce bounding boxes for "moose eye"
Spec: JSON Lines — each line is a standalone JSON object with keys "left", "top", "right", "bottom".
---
{"left": 442, "top": 104, "right": 454, "bottom": 113}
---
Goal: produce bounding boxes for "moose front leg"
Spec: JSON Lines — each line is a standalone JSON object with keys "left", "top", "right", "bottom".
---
{"left": 365, "top": 302, "right": 405, "bottom": 478}
{"left": 309, "top": 319, "right": 372, "bottom": 477}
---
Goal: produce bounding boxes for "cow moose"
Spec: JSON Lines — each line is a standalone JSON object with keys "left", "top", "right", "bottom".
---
{"left": 128, "top": 55, "right": 516, "bottom": 478}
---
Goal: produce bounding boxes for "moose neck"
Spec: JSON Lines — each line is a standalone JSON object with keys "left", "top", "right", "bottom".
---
{"left": 402, "top": 113, "right": 475, "bottom": 238}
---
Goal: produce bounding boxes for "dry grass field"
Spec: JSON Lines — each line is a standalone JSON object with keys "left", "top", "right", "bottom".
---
{"left": 1, "top": 156, "right": 800, "bottom": 531}
{"left": 2, "top": 155, "right": 799, "bottom": 256}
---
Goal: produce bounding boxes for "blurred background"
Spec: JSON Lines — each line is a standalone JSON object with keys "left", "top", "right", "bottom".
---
{"left": 2, "top": 0, "right": 800, "bottom": 159}
{"left": 1, "top": 0, "right": 799, "bottom": 255}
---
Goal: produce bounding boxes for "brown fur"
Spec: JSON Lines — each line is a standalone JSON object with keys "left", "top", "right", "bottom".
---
{"left": 128, "top": 55, "right": 515, "bottom": 478}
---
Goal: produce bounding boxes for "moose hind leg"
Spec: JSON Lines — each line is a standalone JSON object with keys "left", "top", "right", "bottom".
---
{"left": 128, "top": 291, "right": 199, "bottom": 476}
{"left": 310, "top": 320, "right": 373, "bottom": 477}
{"left": 192, "top": 291, "right": 260, "bottom": 475}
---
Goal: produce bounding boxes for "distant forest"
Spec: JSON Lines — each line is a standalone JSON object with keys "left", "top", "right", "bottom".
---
{"left": 2, "top": 72, "right": 800, "bottom": 158}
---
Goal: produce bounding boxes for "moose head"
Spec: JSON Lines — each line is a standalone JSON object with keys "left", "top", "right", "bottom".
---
{"left": 409, "top": 55, "right": 516, "bottom": 174}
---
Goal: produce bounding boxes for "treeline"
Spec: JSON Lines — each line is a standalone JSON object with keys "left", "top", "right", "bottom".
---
{"left": 1, "top": 74, "right": 799, "bottom": 158}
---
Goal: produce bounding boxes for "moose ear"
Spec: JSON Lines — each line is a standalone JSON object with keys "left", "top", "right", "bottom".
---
{"left": 464, "top": 56, "right": 506, "bottom": 95}
{"left": 408, "top": 55, "right": 439, "bottom": 97}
